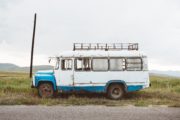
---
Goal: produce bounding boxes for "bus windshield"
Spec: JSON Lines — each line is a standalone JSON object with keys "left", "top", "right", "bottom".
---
{"left": 49, "top": 57, "right": 60, "bottom": 70}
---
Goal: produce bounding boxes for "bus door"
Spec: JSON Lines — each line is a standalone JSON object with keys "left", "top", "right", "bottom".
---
{"left": 56, "top": 58, "right": 74, "bottom": 86}
{"left": 74, "top": 58, "right": 92, "bottom": 86}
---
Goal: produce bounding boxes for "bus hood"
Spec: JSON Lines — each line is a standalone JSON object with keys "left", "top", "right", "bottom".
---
{"left": 36, "top": 70, "right": 54, "bottom": 75}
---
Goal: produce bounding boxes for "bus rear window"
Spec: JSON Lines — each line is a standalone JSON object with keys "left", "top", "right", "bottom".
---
{"left": 126, "top": 58, "right": 142, "bottom": 71}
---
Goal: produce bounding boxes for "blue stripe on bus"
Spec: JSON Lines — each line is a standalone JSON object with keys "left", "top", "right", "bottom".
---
{"left": 57, "top": 86, "right": 105, "bottom": 92}
{"left": 127, "top": 85, "right": 143, "bottom": 92}
{"left": 57, "top": 85, "right": 143, "bottom": 92}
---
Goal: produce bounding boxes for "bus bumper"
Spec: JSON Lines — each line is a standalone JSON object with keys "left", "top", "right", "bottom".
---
{"left": 31, "top": 81, "right": 35, "bottom": 88}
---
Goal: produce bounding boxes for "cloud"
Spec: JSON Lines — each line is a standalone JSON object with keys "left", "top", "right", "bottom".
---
{"left": 0, "top": 0, "right": 180, "bottom": 70}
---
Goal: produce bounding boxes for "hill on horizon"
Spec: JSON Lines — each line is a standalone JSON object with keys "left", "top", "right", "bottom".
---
{"left": 0, "top": 63, "right": 53, "bottom": 72}
{"left": 149, "top": 70, "right": 180, "bottom": 78}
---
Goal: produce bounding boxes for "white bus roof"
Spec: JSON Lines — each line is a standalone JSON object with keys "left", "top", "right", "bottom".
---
{"left": 58, "top": 50, "right": 147, "bottom": 58}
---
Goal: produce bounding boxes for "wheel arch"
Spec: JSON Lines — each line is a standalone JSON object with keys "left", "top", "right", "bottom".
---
{"left": 105, "top": 80, "right": 127, "bottom": 93}
{"left": 37, "top": 80, "right": 57, "bottom": 91}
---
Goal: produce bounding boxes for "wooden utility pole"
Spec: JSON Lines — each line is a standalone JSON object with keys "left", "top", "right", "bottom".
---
{"left": 30, "top": 13, "right": 37, "bottom": 78}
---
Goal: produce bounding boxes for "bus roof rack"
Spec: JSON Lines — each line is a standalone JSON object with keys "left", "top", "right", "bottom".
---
{"left": 73, "top": 43, "right": 138, "bottom": 51}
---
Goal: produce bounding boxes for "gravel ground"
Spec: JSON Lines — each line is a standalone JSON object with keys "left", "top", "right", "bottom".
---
{"left": 0, "top": 105, "right": 179, "bottom": 120}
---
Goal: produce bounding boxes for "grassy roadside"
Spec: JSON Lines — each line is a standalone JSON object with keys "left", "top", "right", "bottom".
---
{"left": 0, "top": 72, "right": 180, "bottom": 106}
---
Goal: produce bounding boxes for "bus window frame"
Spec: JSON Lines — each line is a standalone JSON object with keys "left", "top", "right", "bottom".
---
{"left": 74, "top": 57, "right": 92, "bottom": 72}
{"left": 54, "top": 57, "right": 60, "bottom": 70}
{"left": 92, "top": 57, "right": 109, "bottom": 72}
{"left": 109, "top": 57, "right": 126, "bottom": 71}
{"left": 125, "top": 57, "right": 143, "bottom": 71}
{"left": 61, "top": 58, "right": 73, "bottom": 71}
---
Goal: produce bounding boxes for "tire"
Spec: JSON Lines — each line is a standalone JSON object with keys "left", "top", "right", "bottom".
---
{"left": 38, "top": 83, "right": 54, "bottom": 98}
{"left": 107, "top": 84, "right": 125, "bottom": 100}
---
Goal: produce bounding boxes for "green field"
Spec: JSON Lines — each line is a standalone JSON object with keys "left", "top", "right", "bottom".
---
{"left": 0, "top": 72, "right": 180, "bottom": 106}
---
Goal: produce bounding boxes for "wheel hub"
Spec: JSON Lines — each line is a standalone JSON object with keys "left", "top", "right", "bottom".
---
{"left": 39, "top": 84, "right": 53, "bottom": 98}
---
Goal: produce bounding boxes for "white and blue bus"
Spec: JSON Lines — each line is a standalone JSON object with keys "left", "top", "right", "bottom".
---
{"left": 32, "top": 43, "right": 150, "bottom": 100}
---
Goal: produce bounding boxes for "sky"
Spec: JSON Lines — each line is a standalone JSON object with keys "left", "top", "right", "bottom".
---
{"left": 0, "top": 0, "right": 180, "bottom": 71}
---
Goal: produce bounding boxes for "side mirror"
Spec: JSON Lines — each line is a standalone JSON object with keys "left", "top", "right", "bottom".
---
{"left": 48, "top": 58, "right": 51, "bottom": 63}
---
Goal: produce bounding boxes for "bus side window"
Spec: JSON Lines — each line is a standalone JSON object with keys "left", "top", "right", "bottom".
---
{"left": 109, "top": 58, "right": 125, "bottom": 71}
{"left": 61, "top": 59, "right": 72, "bottom": 70}
{"left": 83, "top": 58, "right": 91, "bottom": 71}
{"left": 75, "top": 58, "right": 83, "bottom": 71}
{"left": 75, "top": 58, "right": 91, "bottom": 71}
{"left": 92, "top": 58, "right": 108, "bottom": 71}
{"left": 126, "top": 58, "right": 142, "bottom": 71}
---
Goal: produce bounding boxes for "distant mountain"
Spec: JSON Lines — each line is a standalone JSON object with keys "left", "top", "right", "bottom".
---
{"left": 0, "top": 63, "right": 20, "bottom": 71}
{"left": 20, "top": 65, "right": 53, "bottom": 72}
{"left": 149, "top": 70, "right": 180, "bottom": 78}
{"left": 0, "top": 63, "right": 53, "bottom": 72}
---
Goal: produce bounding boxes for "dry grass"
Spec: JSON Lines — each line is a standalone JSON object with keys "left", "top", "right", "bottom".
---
{"left": 0, "top": 72, "right": 180, "bottom": 106}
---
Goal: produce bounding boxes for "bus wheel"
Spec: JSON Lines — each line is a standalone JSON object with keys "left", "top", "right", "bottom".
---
{"left": 107, "top": 84, "right": 124, "bottom": 100}
{"left": 38, "top": 83, "right": 54, "bottom": 98}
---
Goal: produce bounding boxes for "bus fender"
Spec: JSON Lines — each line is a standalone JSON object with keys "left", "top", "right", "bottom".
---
{"left": 35, "top": 75, "right": 57, "bottom": 91}
{"left": 105, "top": 80, "right": 127, "bottom": 92}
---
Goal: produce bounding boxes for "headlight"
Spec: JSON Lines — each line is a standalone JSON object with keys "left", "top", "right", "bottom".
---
{"left": 32, "top": 76, "right": 35, "bottom": 86}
